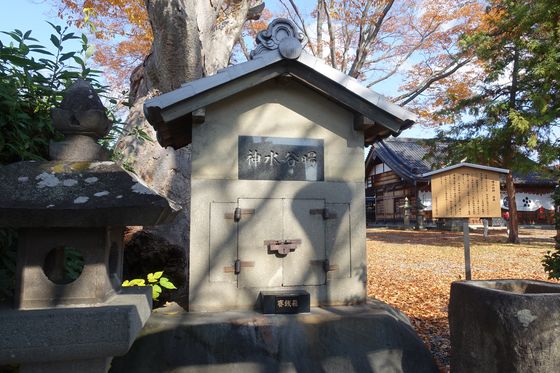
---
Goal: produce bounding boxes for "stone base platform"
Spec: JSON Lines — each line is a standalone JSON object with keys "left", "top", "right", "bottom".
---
{"left": 110, "top": 299, "right": 438, "bottom": 373}
{"left": 0, "top": 288, "right": 151, "bottom": 372}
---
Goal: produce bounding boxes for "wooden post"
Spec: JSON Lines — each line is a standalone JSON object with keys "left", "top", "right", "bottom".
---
{"left": 463, "top": 219, "right": 472, "bottom": 280}
{"left": 483, "top": 219, "right": 489, "bottom": 239}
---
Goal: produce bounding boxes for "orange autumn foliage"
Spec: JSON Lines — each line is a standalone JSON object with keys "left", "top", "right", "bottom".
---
{"left": 55, "top": 0, "right": 489, "bottom": 126}
{"left": 56, "top": 0, "right": 269, "bottom": 87}
{"left": 57, "top": 0, "right": 151, "bottom": 86}
{"left": 283, "top": 0, "right": 488, "bottom": 125}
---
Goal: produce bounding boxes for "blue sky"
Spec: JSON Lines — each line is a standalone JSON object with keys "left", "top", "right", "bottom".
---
{"left": 0, "top": 0, "right": 435, "bottom": 139}
{"left": 0, "top": 1, "right": 72, "bottom": 43}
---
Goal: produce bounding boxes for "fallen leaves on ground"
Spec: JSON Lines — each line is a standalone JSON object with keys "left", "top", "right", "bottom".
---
{"left": 366, "top": 227, "right": 555, "bottom": 372}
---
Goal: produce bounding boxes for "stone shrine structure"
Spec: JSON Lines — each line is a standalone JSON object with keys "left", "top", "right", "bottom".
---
{"left": 112, "top": 19, "right": 438, "bottom": 373}
{"left": 0, "top": 80, "right": 179, "bottom": 372}
{"left": 143, "top": 18, "right": 416, "bottom": 312}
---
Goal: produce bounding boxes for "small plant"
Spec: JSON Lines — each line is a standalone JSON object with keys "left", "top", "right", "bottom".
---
{"left": 122, "top": 271, "right": 177, "bottom": 301}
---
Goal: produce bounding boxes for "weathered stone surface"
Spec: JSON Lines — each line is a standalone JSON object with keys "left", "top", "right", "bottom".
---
{"left": 110, "top": 300, "right": 438, "bottom": 373}
{"left": 115, "top": 100, "right": 192, "bottom": 252}
{"left": 0, "top": 287, "right": 151, "bottom": 365}
{"left": 49, "top": 135, "right": 110, "bottom": 162}
{"left": 16, "top": 227, "right": 123, "bottom": 309}
{"left": 449, "top": 280, "right": 560, "bottom": 373}
{"left": 51, "top": 79, "right": 112, "bottom": 139}
{"left": 0, "top": 161, "right": 180, "bottom": 227}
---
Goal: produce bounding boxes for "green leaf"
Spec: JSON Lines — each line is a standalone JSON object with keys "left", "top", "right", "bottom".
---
{"left": 85, "top": 44, "right": 95, "bottom": 59}
{"left": 62, "top": 32, "right": 79, "bottom": 41}
{"left": 72, "top": 56, "right": 85, "bottom": 67}
{"left": 49, "top": 34, "right": 60, "bottom": 50}
{"left": 59, "top": 52, "right": 75, "bottom": 62}
{"left": 147, "top": 272, "right": 157, "bottom": 283}
{"left": 152, "top": 284, "right": 162, "bottom": 300}
{"left": 28, "top": 49, "right": 54, "bottom": 56}
{"left": 46, "top": 21, "right": 61, "bottom": 34}
{"left": 159, "top": 277, "right": 177, "bottom": 290}
{"left": 1, "top": 31, "right": 21, "bottom": 43}
{"left": 124, "top": 278, "right": 146, "bottom": 286}
{"left": 153, "top": 271, "right": 163, "bottom": 280}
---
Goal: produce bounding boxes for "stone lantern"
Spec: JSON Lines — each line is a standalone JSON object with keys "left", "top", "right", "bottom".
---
{"left": 0, "top": 80, "right": 179, "bottom": 372}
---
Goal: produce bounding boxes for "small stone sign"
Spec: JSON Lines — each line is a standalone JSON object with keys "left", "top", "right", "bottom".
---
{"left": 260, "top": 290, "right": 310, "bottom": 314}
{"left": 238, "top": 136, "right": 324, "bottom": 181}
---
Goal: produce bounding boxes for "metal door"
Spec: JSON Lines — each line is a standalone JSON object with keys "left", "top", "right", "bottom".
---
{"left": 282, "top": 199, "right": 326, "bottom": 286}
{"left": 209, "top": 202, "right": 237, "bottom": 283}
{"left": 238, "top": 198, "right": 283, "bottom": 288}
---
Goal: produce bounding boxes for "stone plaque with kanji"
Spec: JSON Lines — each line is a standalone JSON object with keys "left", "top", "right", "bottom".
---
{"left": 238, "top": 136, "right": 324, "bottom": 181}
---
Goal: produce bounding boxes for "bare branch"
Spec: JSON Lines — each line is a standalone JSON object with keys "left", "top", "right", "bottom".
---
{"left": 286, "top": 0, "right": 316, "bottom": 55}
{"left": 396, "top": 58, "right": 472, "bottom": 105}
{"left": 348, "top": 0, "right": 395, "bottom": 78}
{"left": 316, "top": 0, "right": 323, "bottom": 57}
{"left": 367, "top": 25, "right": 440, "bottom": 87}
{"left": 238, "top": 35, "right": 251, "bottom": 61}
{"left": 323, "top": 0, "right": 336, "bottom": 69}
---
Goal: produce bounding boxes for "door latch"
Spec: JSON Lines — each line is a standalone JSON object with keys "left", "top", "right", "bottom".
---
{"left": 265, "top": 239, "right": 302, "bottom": 255}
{"left": 309, "top": 208, "right": 337, "bottom": 220}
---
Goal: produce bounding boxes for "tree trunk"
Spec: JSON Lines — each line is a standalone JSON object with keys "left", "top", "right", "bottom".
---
{"left": 505, "top": 46, "right": 520, "bottom": 244}
{"left": 506, "top": 172, "right": 520, "bottom": 244}
{"left": 115, "top": 0, "right": 263, "bottom": 308}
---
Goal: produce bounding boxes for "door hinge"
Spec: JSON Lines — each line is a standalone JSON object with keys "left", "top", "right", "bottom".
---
{"left": 224, "top": 208, "right": 255, "bottom": 221}
{"left": 224, "top": 259, "right": 255, "bottom": 274}
{"left": 310, "top": 259, "right": 339, "bottom": 272}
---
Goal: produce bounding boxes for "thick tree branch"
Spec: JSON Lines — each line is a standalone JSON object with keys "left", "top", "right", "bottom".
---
{"left": 396, "top": 58, "right": 472, "bottom": 105}
{"left": 323, "top": 0, "right": 336, "bottom": 68}
{"left": 316, "top": 0, "right": 323, "bottom": 57}
{"left": 348, "top": 0, "right": 395, "bottom": 78}
{"left": 247, "top": 3, "right": 265, "bottom": 20}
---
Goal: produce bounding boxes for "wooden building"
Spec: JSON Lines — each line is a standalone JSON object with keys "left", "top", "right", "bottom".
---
{"left": 365, "top": 137, "right": 557, "bottom": 225}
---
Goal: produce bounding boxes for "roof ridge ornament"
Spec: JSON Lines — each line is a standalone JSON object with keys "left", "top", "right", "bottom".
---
{"left": 250, "top": 18, "right": 306, "bottom": 60}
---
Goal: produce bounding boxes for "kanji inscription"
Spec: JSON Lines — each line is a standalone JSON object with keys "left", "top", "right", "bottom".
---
{"left": 431, "top": 168, "right": 501, "bottom": 218}
{"left": 238, "top": 136, "right": 324, "bottom": 181}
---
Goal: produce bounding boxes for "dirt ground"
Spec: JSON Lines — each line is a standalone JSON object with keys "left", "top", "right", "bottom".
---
{"left": 366, "top": 227, "right": 556, "bottom": 372}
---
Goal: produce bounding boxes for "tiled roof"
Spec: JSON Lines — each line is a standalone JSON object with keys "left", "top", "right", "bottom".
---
{"left": 368, "top": 137, "right": 557, "bottom": 186}
{"left": 144, "top": 19, "right": 416, "bottom": 149}
{"left": 368, "top": 138, "right": 434, "bottom": 182}
{"left": 513, "top": 171, "right": 557, "bottom": 186}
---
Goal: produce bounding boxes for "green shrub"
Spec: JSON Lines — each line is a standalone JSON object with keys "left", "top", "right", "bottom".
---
{"left": 122, "top": 271, "right": 177, "bottom": 302}
{"left": 542, "top": 185, "right": 560, "bottom": 279}
{"left": 0, "top": 23, "right": 107, "bottom": 303}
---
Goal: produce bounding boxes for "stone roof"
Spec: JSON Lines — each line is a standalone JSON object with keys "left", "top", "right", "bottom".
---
{"left": 0, "top": 161, "right": 180, "bottom": 227}
{"left": 144, "top": 18, "right": 416, "bottom": 149}
{"left": 367, "top": 137, "right": 557, "bottom": 186}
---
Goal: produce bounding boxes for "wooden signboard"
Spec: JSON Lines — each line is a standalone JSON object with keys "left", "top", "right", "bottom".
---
{"left": 424, "top": 163, "right": 509, "bottom": 281}
{"left": 431, "top": 167, "right": 502, "bottom": 218}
